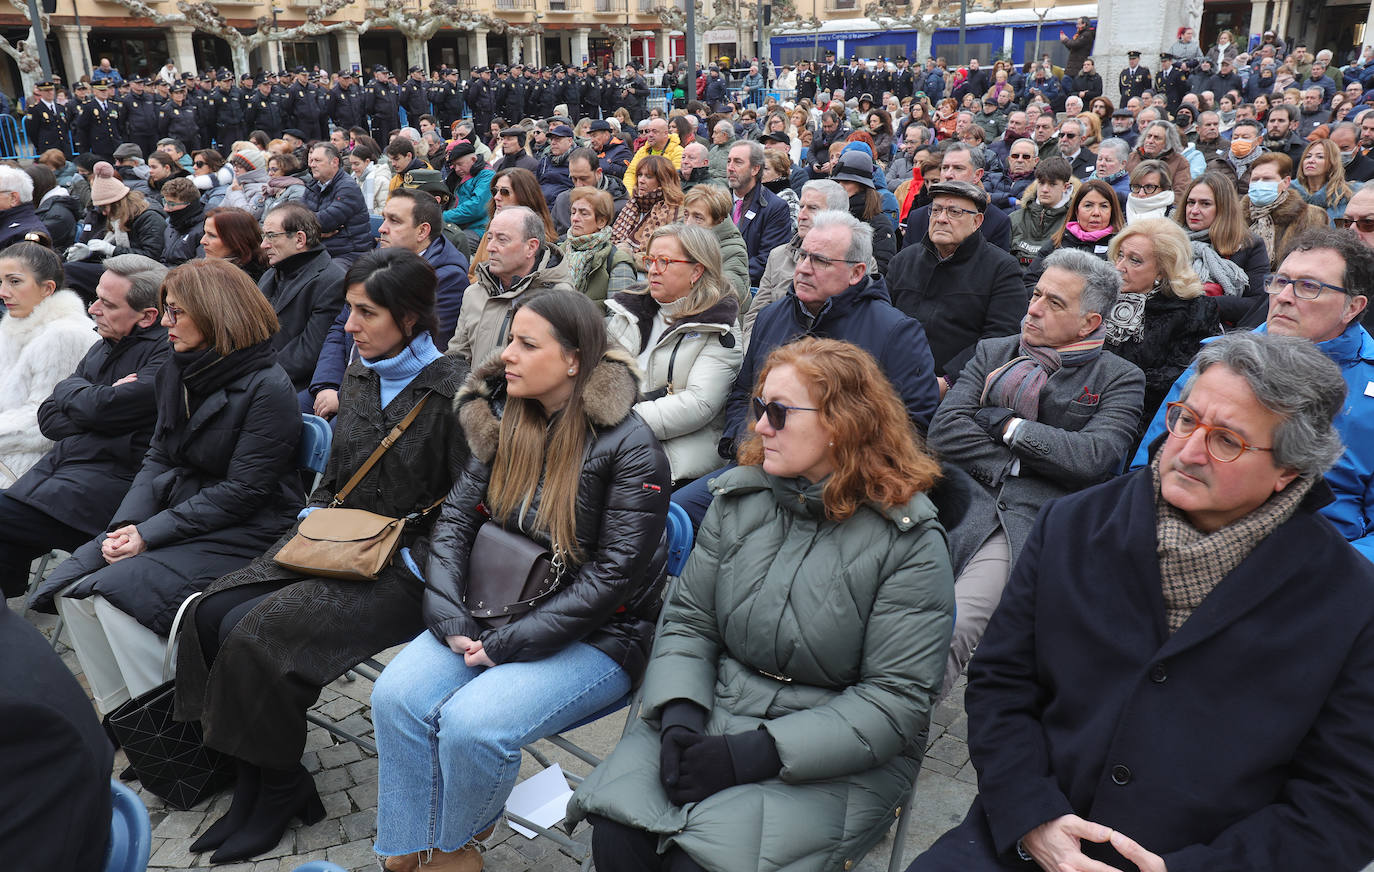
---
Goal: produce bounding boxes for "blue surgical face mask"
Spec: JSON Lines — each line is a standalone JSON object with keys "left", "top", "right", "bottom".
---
{"left": 1248, "top": 180, "right": 1281, "bottom": 205}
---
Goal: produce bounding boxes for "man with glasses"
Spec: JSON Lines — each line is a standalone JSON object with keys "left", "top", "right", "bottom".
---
{"left": 256, "top": 204, "right": 347, "bottom": 394}
{"left": 911, "top": 330, "right": 1374, "bottom": 872}
{"left": 1056, "top": 118, "right": 1095, "bottom": 180}
{"left": 670, "top": 209, "right": 939, "bottom": 528}
{"left": 926, "top": 247, "right": 1143, "bottom": 698}
{"left": 1132, "top": 228, "right": 1374, "bottom": 563}
{"left": 445, "top": 206, "right": 575, "bottom": 365}
{"left": 988, "top": 138, "right": 1039, "bottom": 210}
{"left": 889, "top": 180, "right": 1026, "bottom": 395}
{"left": 902, "top": 143, "right": 1013, "bottom": 253}
{"left": 747, "top": 179, "right": 847, "bottom": 341}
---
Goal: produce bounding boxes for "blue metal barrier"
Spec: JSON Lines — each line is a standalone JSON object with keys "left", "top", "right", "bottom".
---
{"left": 648, "top": 87, "right": 671, "bottom": 113}
{"left": 0, "top": 114, "right": 33, "bottom": 159}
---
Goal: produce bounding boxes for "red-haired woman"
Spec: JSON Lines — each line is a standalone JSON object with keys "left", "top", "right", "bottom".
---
{"left": 201, "top": 207, "right": 268, "bottom": 282}
{"left": 570, "top": 337, "right": 956, "bottom": 872}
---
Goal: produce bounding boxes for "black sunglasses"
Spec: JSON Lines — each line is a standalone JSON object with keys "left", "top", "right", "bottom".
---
{"left": 1335, "top": 215, "right": 1374, "bottom": 232}
{"left": 752, "top": 397, "right": 819, "bottom": 430}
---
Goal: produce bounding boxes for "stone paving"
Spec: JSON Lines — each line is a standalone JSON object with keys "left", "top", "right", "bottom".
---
{"left": 16, "top": 597, "right": 977, "bottom": 872}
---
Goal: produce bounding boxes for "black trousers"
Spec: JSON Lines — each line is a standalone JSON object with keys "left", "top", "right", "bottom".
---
{"left": 588, "top": 815, "right": 708, "bottom": 872}
{"left": 0, "top": 492, "right": 91, "bottom": 598}
{"left": 193, "top": 580, "right": 282, "bottom": 668}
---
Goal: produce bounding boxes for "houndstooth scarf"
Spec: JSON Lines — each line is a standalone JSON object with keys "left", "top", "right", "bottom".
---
{"left": 1152, "top": 454, "right": 1313, "bottom": 634}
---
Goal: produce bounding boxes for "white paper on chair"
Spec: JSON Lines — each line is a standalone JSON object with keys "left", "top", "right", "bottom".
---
{"left": 505, "top": 763, "right": 573, "bottom": 839}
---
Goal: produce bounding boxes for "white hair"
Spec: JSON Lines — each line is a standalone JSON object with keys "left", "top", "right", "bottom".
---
{"left": 0, "top": 165, "right": 34, "bottom": 203}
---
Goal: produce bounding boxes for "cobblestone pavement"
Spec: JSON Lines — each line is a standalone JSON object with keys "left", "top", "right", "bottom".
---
{"left": 16, "top": 598, "right": 978, "bottom": 872}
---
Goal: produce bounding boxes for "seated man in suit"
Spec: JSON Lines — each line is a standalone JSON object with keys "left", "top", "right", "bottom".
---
{"left": 909, "top": 331, "right": 1374, "bottom": 872}
{"left": 0, "top": 255, "right": 168, "bottom": 598}
{"left": 928, "top": 248, "right": 1145, "bottom": 694}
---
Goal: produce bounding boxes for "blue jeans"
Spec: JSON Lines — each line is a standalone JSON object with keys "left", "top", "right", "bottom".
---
{"left": 371, "top": 630, "right": 632, "bottom": 855}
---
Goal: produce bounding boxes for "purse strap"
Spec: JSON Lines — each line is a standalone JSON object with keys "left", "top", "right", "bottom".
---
{"left": 330, "top": 392, "right": 433, "bottom": 508}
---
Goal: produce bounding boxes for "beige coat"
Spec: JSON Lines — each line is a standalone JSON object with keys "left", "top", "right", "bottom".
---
{"left": 605, "top": 291, "right": 742, "bottom": 482}
{"left": 445, "top": 246, "right": 575, "bottom": 365}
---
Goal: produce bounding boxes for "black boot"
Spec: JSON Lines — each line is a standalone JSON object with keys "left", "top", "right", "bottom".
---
{"left": 209, "top": 763, "right": 324, "bottom": 864}
{"left": 190, "top": 759, "right": 260, "bottom": 854}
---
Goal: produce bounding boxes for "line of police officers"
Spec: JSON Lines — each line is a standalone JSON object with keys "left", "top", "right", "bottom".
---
{"left": 24, "top": 58, "right": 656, "bottom": 160}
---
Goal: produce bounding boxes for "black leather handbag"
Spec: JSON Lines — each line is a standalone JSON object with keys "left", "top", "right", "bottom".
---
{"left": 464, "top": 523, "right": 564, "bottom": 627}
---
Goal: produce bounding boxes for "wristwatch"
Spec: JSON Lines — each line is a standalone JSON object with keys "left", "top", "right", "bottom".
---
{"left": 1016, "top": 840, "right": 1034, "bottom": 862}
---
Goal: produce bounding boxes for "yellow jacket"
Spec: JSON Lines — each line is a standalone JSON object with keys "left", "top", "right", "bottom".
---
{"left": 624, "top": 132, "right": 683, "bottom": 195}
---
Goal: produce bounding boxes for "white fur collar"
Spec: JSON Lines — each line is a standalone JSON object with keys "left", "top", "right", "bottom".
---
{"left": 0, "top": 290, "right": 93, "bottom": 343}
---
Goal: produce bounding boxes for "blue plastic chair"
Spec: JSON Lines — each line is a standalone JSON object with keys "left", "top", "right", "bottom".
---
{"left": 104, "top": 779, "right": 151, "bottom": 872}
{"left": 298, "top": 414, "right": 333, "bottom": 492}
{"left": 664, "top": 502, "right": 693, "bottom": 577}
{"left": 290, "top": 863, "right": 351, "bottom": 872}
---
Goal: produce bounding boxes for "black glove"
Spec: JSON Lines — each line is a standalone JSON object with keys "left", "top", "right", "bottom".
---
{"left": 659, "top": 700, "right": 708, "bottom": 796}
{"left": 973, "top": 406, "right": 1017, "bottom": 442}
{"left": 665, "top": 728, "right": 782, "bottom": 806}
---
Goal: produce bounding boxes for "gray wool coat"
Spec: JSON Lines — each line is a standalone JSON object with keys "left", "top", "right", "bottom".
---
{"left": 928, "top": 334, "right": 1145, "bottom": 573}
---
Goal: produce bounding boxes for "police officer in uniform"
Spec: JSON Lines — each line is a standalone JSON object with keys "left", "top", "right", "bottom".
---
{"left": 1155, "top": 52, "right": 1189, "bottom": 115}
{"left": 329, "top": 69, "right": 364, "bottom": 133}
{"left": 400, "top": 65, "right": 431, "bottom": 126}
{"left": 844, "top": 56, "right": 867, "bottom": 96}
{"left": 894, "top": 56, "right": 915, "bottom": 100}
{"left": 210, "top": 69, "right": 247, "bottom": 147}
{"left": 25, "top": 81, "right": 70, "bottom": 155}
{"left": 74, "top": 81, "right": 123, "bottom": 157}
{"left": 600, "top": 65, "right": 620, "bottom": 120}
{"left": 246, "top": 74, "right": 285, "bottom": 139}
{"left": 467, "top": 66, "right": 495, "bottom": 137}
{"left": 286, "top": 67, "right": 326, "bottom": 141}
{"left": 796, "top": 59, "right": 817, "bottom": 101}
{"left": 364, "top": 65, "right": 401, "bottom": 138}
{"left": 821, "top": 51, "right": 845, "bottom": 94}
{"left": 500, "top": 64, "right": 526, "bottom": 123}
{"left": 580, "top": 66, "right": 602, "bottom": 120}
{"left": 158, "top": 82, "right": 200, "bottom": 149}
{"left": 870, "top": 58, "right": 892, "bottom": 97}
{"left": 434, "top": 67, "right": 464, "bottom": 130}
{"left": 1119, "top": 49, "right": 1151, "bottom": 101}
{"left": 523, "top": 66, "right": 542, "bottom": 118}
{"left": 117, "top": 77, "right": 160, "bottom": 159}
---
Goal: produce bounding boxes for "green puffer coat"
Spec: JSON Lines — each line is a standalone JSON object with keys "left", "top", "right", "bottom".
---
{"left": 568, "top": 465, "right": 955, "bottom": 872}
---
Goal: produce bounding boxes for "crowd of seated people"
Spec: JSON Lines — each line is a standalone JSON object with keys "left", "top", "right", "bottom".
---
{"left": 10, "top": 36, "right": 1374, "bottom": 872}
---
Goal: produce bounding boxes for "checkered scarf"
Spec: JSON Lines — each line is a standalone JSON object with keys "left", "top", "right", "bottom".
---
{"left": 1152, "top": 454, "right": 1313, "bottom": 634}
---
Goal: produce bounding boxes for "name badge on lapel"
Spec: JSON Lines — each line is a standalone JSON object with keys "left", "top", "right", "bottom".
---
{"left": 745, "top": 210, "right": 756, "bottom": 220}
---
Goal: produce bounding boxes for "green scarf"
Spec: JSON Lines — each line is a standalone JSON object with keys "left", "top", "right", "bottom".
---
{"left": 563, "top": 226, "right": 613, "bottom": 294}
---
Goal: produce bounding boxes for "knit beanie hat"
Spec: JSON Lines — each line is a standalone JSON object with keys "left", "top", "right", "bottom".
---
{"left": 231, "top": 147, "right": 268, "bottom": 172}
{"left": 90, "top": 161, "right": 131, "bottom": 206}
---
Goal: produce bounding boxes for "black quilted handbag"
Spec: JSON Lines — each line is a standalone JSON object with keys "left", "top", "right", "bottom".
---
{"left": 103, "top": 592, "right": 232, "bottom": 810}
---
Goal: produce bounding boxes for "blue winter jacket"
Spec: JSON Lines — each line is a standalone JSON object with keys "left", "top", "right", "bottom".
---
{"left": 722, "top": 274, "right": 939, "bottom": 452}
{"left": 444, "top": 167, "right": 494, "bottom": 236}
{"left": 1130, "top": 321, "right": 1374, "bottom": 562}
{"left": 304, "top": 168, "right": 373, "bottom": 261}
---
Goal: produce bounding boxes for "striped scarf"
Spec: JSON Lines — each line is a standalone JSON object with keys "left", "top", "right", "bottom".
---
{"left": 980, "top": 325, "right": 1106, "bottom": 420}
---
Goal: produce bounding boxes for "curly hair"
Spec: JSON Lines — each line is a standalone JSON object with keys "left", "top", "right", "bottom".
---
{"left": 737, "top": 338, "right": 941, "bottom": 520}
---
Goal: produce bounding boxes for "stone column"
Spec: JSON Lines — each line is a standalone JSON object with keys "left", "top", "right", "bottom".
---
{"left": 656, "top": 30, "right": 670, "bottom": 65}
{"left": 54, "top": 25, "right": 91, "bottom": 82}
{"left": 337, "top": 29, "right": 361, "bottom": 73}
{"left": 473, "top": 28, "right": 490, "bottom": 68}
{"left": 525, "top": 35, "right": 539, "bottom": 66}
{"left": 1249, "top": 0, "right": 1270, "bottom": 39}
{"left": 166, "top": 24, "right": 198, "bottom": 76}
{"left": 571, "top": 27, "right": 590, "bottom": 66}
{"left": 1094, "top": 0, "right": 1190, "bottom": 109}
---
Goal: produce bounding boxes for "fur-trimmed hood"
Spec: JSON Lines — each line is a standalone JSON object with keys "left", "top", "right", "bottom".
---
{"left": 456, "top": 345, "right": 641, "bottom": 464}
